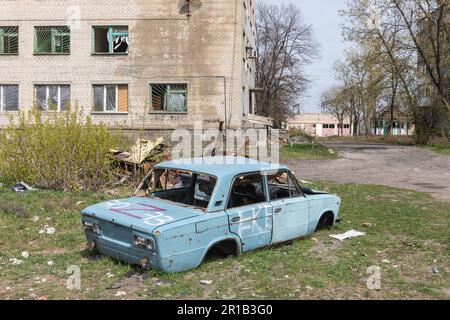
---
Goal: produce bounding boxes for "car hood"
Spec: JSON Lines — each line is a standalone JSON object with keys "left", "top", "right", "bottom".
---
{"left": 81, "top": 197, "right": 203, "bottom": 233}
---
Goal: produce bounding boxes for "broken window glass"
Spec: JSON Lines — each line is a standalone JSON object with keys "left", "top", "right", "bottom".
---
{"left": 60, "top": 85, "right": 70, "bottom": 111}
{"left": 35, "top": 86, "right": 47, "bottom": 110}
{"left": 34, "top": 85, "right": 70, "bottom": 111}
{"left": 0, "top": 85, "right": 19, "bottom": 111}
{"left": 150, "top": 84, "right": 187, "bottom": 112}
{"left": 34, "top": 26, "right": 70, "bottom": 54}
{"left": 93, "top": 85, "right": 104, "bottom": 112}
{"left": 0, "top": 27, "right": 19, "bottom": 54}
{"left": 93, "top": 26, "right": 128, "bottom": 54}
{"left": 105, "top": 85, "right": 116, "bottom": 111}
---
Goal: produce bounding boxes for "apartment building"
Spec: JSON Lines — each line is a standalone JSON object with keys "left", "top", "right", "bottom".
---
{"left": 0, "top": 0, "right": 265, "bottom": 133}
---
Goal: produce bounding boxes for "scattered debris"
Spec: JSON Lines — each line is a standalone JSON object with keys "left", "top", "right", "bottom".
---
{"left": 311, "top": 237, "right": 318, "bottom": 243}
{"left": 329, "top": 229, "right": 366, "bottom": 241}
{"left": 362, "top": 222, "right": 372, "bottom": 228}
{"left": 111, "top": 137, "right": 171, "bottom": 178}
{"left": 47, "top": 261, "right": 54, "bottom": 266}
{"left": 305, "top": 286, "right": 313, "bottom": 290}
{"left": 429, "top": 266, "right": 439, "bottom": 274}
{"left": 200, "top": 280, "right": 213, "bottom": 285}
{"left": 115, "top": 291, "right": 127, "bottom": 297}
{"left": 382, "top": 259, "right": 391, "bottom": 264}
{"left": 76, "top": 201, "right": 86, "bottom": 206}
{"left": 328, "top": 149, "right": 336, "bottom": 155}
{"left": 21, "top": 251, "right": 29, "bottom": 258}
{"left": 32, "top": 215, "right": 40, "bottom": 222}
{"left": 39, "top": 226, "right": 55, "bottom": 235}
{"left": 10, "top": 258, "right": 24, "bottom": 265}
{"left": 12, "top": 182, "right": 37, "bottom": 193}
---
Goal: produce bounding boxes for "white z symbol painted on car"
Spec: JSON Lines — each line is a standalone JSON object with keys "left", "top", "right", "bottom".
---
{"left": 143, "top": 212, "right": 174, "bottom": 226}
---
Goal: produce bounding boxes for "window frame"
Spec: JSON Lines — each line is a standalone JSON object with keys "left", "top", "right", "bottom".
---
{"left": 0, "top": 84, "right": 19, "bottom": 112}
{"left": 92, "top": 84, "right": 121, "bottom": 113}
{"left": 226, "top": 172, "right": 269, "bottom": 210}
{"left": 0, "top": 26, "right": 19, "bottom": 55}
{"left": 34, "top": 26, "right": 70, "bottom": 55}
{"left": 92, "top": 26, "right": 129, "bottom": 55}
{"left": 266, "top": 169, "right": 304, "bottom": 202}
{"left": 34, "top": 84, "right": 70, "bottom": 112}
{"left": 149, "top": 83, "right": 188, "bottom": 114}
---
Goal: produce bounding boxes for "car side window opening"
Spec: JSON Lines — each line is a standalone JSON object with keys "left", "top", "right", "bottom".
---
{"left": 227, "top": 173, "right": 266, "bottom": 209}
{"left": 267, "top": 171, "right": 301, "bottom": 201}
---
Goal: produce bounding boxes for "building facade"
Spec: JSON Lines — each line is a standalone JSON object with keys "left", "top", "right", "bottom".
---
{"left": 288, "top": 113, "right": 352, "bottom": 137}
{"left": 0, "top": 0, "right": 264, "bottom": 132}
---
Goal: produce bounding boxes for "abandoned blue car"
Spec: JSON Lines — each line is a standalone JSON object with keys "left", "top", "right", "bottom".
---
{"left": 81, "top": 157, "right": 341, "bottom": 272}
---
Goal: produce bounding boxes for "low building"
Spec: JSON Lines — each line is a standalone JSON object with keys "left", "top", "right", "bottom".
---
{"left": 374, "top": 106, "right": 414, "bottom": 136}
{"left": 288, "top": 113, "right": 352, "bottom": 137}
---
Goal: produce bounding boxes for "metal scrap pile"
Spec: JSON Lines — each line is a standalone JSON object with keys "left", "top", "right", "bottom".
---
{"left": 110, "top": 137, "right": 172, "bottom": 179}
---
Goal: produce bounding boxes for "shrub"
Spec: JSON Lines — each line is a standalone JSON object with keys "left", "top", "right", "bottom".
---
{"left": 0, "top": 106, "right": 119, "bottom": 191}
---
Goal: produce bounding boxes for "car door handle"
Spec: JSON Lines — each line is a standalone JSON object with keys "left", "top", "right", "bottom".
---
{"left": 231, "top": 217, "right": 241, "bottom": 223}
{"left": 274, "top": 208, "right": 282, "bottom": 213}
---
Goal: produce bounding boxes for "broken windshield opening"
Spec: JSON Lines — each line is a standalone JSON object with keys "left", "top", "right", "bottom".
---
{"left": 135, "top": 168, "right": 217, "bottom": 211}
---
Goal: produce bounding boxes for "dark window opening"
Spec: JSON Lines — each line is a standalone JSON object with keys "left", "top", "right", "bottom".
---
{"left": 227, "top": 173, "right": 266, "bottom": 209}
{"left": 93, "top": 26, "right": 128, "bottom": 54}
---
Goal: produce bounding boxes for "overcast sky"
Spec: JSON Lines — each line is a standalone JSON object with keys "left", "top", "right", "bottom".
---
{"left": 264, "top": 0, "right": 351, "bottom": 113}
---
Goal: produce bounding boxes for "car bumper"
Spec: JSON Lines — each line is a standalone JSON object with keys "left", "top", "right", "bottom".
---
{"left": 85, "top": 233, "right": 161, "bottom": 270}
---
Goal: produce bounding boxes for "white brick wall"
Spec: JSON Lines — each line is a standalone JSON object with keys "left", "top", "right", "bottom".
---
{"left": 0, "top": 0, "right": 257, "bottom": 130}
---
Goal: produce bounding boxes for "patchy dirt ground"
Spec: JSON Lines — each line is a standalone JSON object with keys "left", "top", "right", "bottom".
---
{"left": 287, "top": 141, "right": 450, "bottom": 203}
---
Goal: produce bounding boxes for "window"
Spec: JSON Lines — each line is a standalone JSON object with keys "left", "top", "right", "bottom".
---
{"left": 0, "top": 85, "right": 18, "bottom": 111}
{"left": 137, "top": 169, "right": 217, "bottom": 210}
{"left": 267, "top": 171, "right": 301, "bottom": 201}
{"left": 93, "top": 84, "right": 128, "bottom": 112}
{"left": 0, "top": 27, "right": 18, "bottom": 54}
{"left": 34, "top": 26, "right": 70, "bottom": 54}
{"left": 344, "top": 124, "right": 350, "bottom": 129}
{"left": 34, "top": 85, "right": 70, "bottom": 111}
{"left": 150, "top": 84, "right": 187, "bottom": 113}
{"left": 93, "top": 26, "right": 128, "bottom": 54}
{"left": 227, "top": 173, "right": 266, "bottom": 209}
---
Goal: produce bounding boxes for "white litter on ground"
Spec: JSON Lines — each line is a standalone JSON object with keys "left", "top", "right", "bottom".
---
{"left": 21, "top": 251, "right": 30, "bottom": 258}
{"left": 330, "top": 229, "right": 366, "bottom": 241}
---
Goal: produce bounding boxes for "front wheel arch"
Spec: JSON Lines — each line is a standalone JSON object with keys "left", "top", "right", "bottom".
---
{"left": 200, "top": 238, "right": 241, "bottom": 265}
{"left": 315, "top": 211, "right": 335, "bottom": 231}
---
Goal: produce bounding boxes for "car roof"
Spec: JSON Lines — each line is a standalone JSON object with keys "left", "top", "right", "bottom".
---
{"left": 155, "top": 156, "right": 289, "bottom": 178}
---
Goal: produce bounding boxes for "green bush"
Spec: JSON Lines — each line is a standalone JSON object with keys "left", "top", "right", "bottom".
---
{"left": 0, "top": 106, "right": 119, "bottom": 191}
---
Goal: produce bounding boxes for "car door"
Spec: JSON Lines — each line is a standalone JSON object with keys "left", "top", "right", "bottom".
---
{"left": 267, "top": 170, "right": 309, "bottom": 244}
{"left": 225, "top": 173, "right": 273, "bottom": 252}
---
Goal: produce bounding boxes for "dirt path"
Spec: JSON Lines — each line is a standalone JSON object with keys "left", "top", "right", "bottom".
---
{"left": 286, "top": 141, "right": 450, "bottom": 203}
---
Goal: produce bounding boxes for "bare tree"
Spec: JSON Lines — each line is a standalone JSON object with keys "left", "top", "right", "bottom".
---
{"left": 255, "top": 2, "right": 319, "bottom": 120}
{"left": 341, "top": 0, "right": 450, "bottom": 143}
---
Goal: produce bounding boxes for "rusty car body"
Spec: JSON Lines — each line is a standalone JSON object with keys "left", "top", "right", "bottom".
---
{"left": 81, "top": 157, "right": 341, "bottom": 272}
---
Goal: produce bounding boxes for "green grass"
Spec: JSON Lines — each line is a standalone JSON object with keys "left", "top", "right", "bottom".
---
{"left": 0, "top": 183, "right": 449, "bottom": 300}
{"left": 422, "top": 144, "right": 450, "bottom": 156}
{"left": 280, "top": 144, "right": 339, "bottom": 160}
